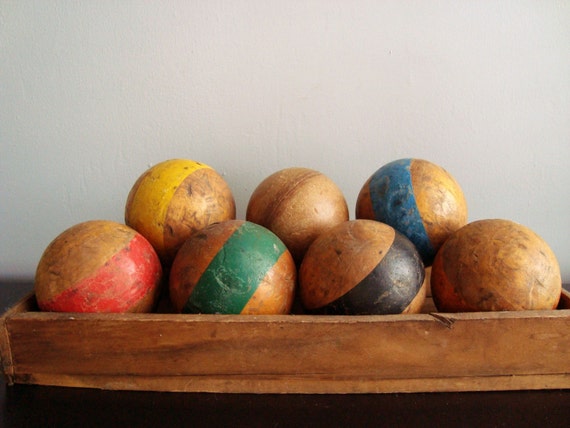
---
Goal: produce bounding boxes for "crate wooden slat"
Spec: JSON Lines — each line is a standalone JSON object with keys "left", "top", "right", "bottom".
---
{"left": 1, "top": 289, "right": 569, "bottom": 394}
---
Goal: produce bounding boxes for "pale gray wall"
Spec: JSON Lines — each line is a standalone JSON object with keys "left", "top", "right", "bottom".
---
{"left": 2, "top": 1, "right": 569, "bottom": 281}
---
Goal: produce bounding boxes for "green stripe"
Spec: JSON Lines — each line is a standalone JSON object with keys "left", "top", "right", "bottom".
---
{"left": 183, "top": 221, "right": 287, "bottom": 314}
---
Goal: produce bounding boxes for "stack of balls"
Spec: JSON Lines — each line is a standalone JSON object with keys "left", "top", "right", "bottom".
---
{"left": 296, "top": 158, "right": 467, "bottom": 315}
{"left": 35, "top": 158, "right": 238, "bottom": 314}
{"left": 34, "top": 156, "right": 563, "bottom": 315}
{"left": 352, "top": 158, "right": 561, "bottom": 312}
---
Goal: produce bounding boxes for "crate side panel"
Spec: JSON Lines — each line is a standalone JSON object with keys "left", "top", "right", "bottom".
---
{"left": 5, "top": 311, "right": 570, "bottom": 381}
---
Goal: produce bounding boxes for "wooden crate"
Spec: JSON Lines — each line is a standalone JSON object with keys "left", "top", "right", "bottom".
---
{"left": 1, "top": 288, "right": 569, "bottom": 394}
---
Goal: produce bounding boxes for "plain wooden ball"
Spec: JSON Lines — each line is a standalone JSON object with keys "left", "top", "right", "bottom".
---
{"left": 431, "top": 219, "right": 562, "bottom": 312}
{"left": 246, "top": 167, "right": 349, "bottom": 265}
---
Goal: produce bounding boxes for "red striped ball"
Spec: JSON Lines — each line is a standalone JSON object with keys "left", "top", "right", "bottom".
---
{"left": 35, "top": 220, "right": 162, "bottom": 313}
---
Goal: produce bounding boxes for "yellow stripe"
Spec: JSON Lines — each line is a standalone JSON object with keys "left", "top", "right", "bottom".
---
{"left": 128, "top": 159, "right": 211, "bottom": 254}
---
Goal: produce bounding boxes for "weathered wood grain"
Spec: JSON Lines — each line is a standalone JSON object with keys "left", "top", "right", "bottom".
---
{"left": 1, "top": 289, "right": 569, "bottom": 394}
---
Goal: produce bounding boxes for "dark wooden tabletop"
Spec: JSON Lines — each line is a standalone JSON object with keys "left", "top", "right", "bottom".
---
{"left": 1, "top": 280, "right": 569, "bottom": 428}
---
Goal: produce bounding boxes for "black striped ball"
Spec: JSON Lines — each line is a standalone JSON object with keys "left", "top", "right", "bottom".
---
{"left": 299, "top": 220, "right": 426, "bottom": 315}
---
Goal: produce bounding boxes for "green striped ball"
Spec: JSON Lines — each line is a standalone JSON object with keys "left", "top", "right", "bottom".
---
{"left": 169, "top": 220, "right": 297, "bottom": 314}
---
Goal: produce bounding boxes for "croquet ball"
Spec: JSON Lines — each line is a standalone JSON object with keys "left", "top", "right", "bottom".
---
{"left": 356, "top": 158, "right": 467, "bottom": 266}
{"left": 431, "top": 219, "right": 562, "bottom": 312}
{"left": 125, "top": 159, "right": 236, "bottom": 266}
{"left": 35, "top": 220, "right": 162, "bottom": 313}
{"left": 246, "top": 167, "right": 348, "bottom": 265}
{"left": 299, "top": 219, "right": 426, "bottom": 315}
{"left": 169, "top": 220, "right": 296, "bottom": 315}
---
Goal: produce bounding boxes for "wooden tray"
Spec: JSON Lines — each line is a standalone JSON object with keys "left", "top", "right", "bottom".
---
{"left": 1, "top": 288, "right": 569, "bottom": 394}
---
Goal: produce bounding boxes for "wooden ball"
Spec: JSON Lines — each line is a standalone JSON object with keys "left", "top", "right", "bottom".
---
{"left": 356, "top": 158, "right": 467, "bottom": 266}
{"left": 169, "top": 220, "right": 296, "bottom": 315}
{"left": 125, "top": 159, "right": 236, "bottom": 266}
{"left": 431, "top": 219, "right": 562, "bottom": 312}
{"left": 299, "top": 220, "right": 426, "bottom": 315}
{"left": 246, "top": 167, "right": 349, "bottom": 264}
{"left": 35, "top": 220, "right": 162, "bottom": 313}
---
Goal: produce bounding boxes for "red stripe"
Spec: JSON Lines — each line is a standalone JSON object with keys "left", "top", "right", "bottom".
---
{"left": 42, "top": 234, "right": 161, "bottom": 313}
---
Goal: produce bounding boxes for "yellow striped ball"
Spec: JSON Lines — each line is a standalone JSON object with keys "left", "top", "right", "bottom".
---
{"left": 125, "top": 159, "right": 236, "bottom": 266}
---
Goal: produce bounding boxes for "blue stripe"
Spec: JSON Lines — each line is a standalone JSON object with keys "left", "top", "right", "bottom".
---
{"left": 369, "top": 159, "right": 434, "bottom": 261}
